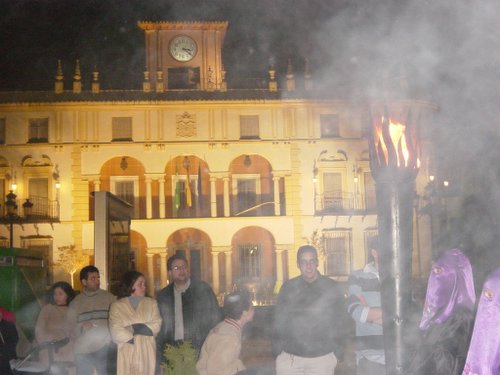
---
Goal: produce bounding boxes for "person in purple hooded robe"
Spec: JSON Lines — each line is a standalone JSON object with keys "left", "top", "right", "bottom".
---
{"left": 409, "top": 248, "right": 476, "bottom": 375}
{"left": 462, "top": 267, "right": 500, "bottom": 375}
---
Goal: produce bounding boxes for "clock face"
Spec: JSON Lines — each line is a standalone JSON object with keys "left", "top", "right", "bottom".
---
{"left": 169, "top": 35, "right": 197, "bottom": 62}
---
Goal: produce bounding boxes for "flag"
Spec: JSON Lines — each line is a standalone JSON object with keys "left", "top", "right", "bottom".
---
{"left": 175, "top": 181, "right": 181, "bottom": 210}
{"left": 185, "top": 167, "right": 192, "bottom": 207}
{"left": 174, "top": 161, "right": 181, "bottom": 211}
{"left": 174, "top": 164, "right": 181, "bottom": 211}
{"left": 197, "top": 164, "right": 203, "bottom": 210}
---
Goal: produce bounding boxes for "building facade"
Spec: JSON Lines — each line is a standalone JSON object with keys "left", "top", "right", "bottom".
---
{"left": 0, "top": 21, "right": 436, "bottom": 299}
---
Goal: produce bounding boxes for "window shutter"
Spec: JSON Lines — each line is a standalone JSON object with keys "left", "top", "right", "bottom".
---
{"left": 112, "top": 117, "right": 132, "bottom": 141}
{"left": 240, "top": 115, "right": 260, "bottom": 139}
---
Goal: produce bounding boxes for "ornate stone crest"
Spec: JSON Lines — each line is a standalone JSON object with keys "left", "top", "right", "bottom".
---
{"left": 176, "top": 112, "right": 197, "bottom": 138}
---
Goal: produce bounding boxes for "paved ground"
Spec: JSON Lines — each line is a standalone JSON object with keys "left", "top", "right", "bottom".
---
{"left": 241, "top": 336, "right": 357, "bottom": 375}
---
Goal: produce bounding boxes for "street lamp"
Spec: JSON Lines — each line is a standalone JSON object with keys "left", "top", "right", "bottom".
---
{"left": 368, "top": 105, "right": 419, "bottom": 375}
{"left": 2, "top": 191, "right": 34, "bottom": 248}
{"left": 23, "top": 198, "right": 33, "bottom": 218}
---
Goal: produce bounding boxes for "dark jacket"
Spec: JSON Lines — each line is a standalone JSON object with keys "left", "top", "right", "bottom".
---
{"left": 272, "top": 273, "right": 350, "bottom": 359}
{"left": 156, "top": 279, "right": 222, "bottom": 358}
{"left": 0, "top": 318, "right": 18, "bottom": 375}
{"left": 408, "top": 307, "right": 475, "bottom": 375}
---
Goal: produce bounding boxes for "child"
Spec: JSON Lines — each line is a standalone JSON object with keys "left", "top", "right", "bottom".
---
{"left": 196, "top": 290, "right": 255, "bottom": 375}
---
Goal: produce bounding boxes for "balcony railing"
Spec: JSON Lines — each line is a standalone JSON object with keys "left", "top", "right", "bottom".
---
{"left": 28, "top": 195, "right": 60, "bottom": 221}
{"left": 0, "top": 196, "right": 59, "bottom": 229}
{"left": 315, "top": 191, "right": 377, "bottom": 215}
{"left": 89, "top": 191, "right": 287, "bottom": 221}
{"left": 2, "top": 196, "right": 59, "bottom": 222}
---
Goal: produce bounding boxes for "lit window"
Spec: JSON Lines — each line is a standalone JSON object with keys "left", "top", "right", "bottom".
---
{"left": 322, "top": 172, "right": 343, "bottom": 210}
{"left": 29, "top": 118, "right": 49, "bottom": 143}
{"left": 112, "top": 117, "right": 133, "bottom": 141}
{"left": 111, "top": 176, "right": 139, "bottom": 218}
{"left": 0, "top": 237, "right": 9, "bottom": 248}
{"left": 323, "top": 230, "right": 351, "bottom": 276}
{"left": 364, "top": 229, "right": 379, "bottom": 263}
{"left": 29, "top": 178, "right": 49, "bottom": 217}
{"left": 232, "top": 174, "right": 261, "bottom": 216}
{"left": 239, "top": 243, "right": 261, "bottom": 279}
{"left": 363, "top": 172, "right": 377, "bottom": 211}
{"left": 320, "top": 114, "right": 340, "bottom": 138}
{"left": 240, "top": 115, "right": 260, "bottom": 139}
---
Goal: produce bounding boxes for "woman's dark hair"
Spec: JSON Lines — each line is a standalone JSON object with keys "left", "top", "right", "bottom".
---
{"left": 48, "top": 281, "right": 75, "bottom": 306}
{"left": 118, "top": 271, "right": 144, "bottom": 298}
{"left": 223, "top": 290, "right": 252, "bottom": 320}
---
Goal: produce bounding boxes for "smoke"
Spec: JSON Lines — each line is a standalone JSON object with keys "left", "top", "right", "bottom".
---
{"left": 314, "top": 0, "right": 500, "bottom": 185}
{"left": 1, "top": 1, "right": 499, "bottom": 372}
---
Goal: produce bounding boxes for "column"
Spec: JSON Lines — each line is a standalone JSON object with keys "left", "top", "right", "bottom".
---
{"left": 273, "top": 175, "right": 281, "bottom": 216}
{"left": 93, "top": 180, "right": 100, "bottom": 192}
{"left": 210, "top": 175, "right": 217, "bottom": 217}
{"left": 146, "top": 177, "right": 152, "bottom": 219}
{"left": 274, "top": 248, "right": 286, "bottom": 293}
{"left": 146, "top": 253, "right": 155, "bottom": 296}
{"left": 160, "top": 253, "right": 168, "bottom": 288}
{"left": 224, "top": 250, "right": 233, "bottom": 293}
{"left": 211, "top": 251, "right": 220, "bottom": 295}
{"left": 223, "top": 176, "right": 230, "bottom": 217}
{"left": 159, "top": 178, "right": 166, "bottom": 218}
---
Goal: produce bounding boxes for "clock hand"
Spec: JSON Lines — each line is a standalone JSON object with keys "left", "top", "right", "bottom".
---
{"left": 182, "top": 47, "right": 193, "bottom": 56}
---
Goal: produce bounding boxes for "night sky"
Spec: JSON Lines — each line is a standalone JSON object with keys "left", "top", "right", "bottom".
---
{"left": 0, "top": 0, "right": 351, "bottom": 90}
{"left": 0, "top": 0, "right": 499, "bottom": 202}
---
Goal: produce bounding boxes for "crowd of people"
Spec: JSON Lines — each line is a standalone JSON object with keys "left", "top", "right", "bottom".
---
{"left": 1, "top": 242, "right": 499, "bottom": 375}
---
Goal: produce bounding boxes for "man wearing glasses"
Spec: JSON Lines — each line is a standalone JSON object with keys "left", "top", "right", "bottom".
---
{"left": 156, "top": 253, "right": 221, "bottom": 365}
{"left": 273, "top": 245, "right": 349, "bottom": 375}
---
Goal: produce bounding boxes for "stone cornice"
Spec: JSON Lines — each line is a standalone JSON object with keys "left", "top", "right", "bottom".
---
{"left": 137, "top": 21, "right": 228, "bottom": 32}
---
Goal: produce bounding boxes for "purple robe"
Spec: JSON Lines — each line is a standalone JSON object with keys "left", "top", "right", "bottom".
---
{"left": 463, "top": 267, "right": 500, "bottom": 375}
{"left": 420, "top": 248, "right": 476, "bottom": 330}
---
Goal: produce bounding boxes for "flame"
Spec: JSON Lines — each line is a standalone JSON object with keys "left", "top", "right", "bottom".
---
{"left": 374, "top": 116, "right": 411, "bottom": 167}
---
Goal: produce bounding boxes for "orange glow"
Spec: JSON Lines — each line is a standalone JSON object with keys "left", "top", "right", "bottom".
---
{"left": 374, "top": 116, "right": 411, "bottom": 167}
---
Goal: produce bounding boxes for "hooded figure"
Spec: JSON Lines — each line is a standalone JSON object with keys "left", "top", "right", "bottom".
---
{"left": 409, "top": 249, "right": 476, "bottom": 375}
{"left": 420, "top": 248, "right": 476, "bottom": 330}
{"left": 462, "top": 267, "right": 500, "bottom": 375}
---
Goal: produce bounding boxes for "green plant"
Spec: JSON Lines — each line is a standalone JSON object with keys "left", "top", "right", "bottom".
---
{"left": 162, "top": 341, "right": 198, "bottom": 375}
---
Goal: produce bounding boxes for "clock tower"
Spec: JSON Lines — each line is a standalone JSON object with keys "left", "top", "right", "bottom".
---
{"left": 138, "top": 21, "right": 228, "bottom": 91}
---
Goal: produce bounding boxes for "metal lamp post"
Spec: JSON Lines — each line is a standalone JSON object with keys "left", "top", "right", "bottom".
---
{"left": 3, "top": 191, "right": 35, "bottom": 248}
{"left": 368, "top": 106, "right": 419, "bottom": 375}
{"left": 5, "top": 190, "right": 18, "bottom": 248}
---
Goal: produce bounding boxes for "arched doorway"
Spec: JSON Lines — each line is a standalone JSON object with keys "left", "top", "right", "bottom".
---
{"left": 231, "top": 226, "right": 276, "bottom": 303}
{"left": 166, "top": 228, "right": 212, "bottom": 284}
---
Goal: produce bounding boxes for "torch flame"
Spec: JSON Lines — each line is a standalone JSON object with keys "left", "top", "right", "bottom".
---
{"left": 374, "top": 116, "right": 411, "bottom": 167}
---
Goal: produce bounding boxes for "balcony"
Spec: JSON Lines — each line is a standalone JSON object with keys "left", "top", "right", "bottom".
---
{"left": 25, "top": 195, "right": 60, "bottom": 222}
{"left": 0, "top": 194, "right": 60, "bottom": 223}
{"left": 315, "top": 191, "right": 377, "bottom": 215}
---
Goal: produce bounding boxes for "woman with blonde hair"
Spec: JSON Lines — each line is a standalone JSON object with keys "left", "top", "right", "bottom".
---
{"left": 109, "top": 271, "right": 161, "bottom": 375}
